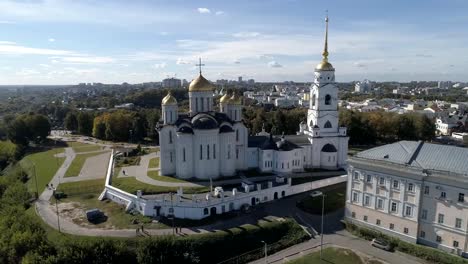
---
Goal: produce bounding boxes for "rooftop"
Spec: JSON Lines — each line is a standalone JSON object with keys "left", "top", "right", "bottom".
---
{"left": 355, "top": 141, "right": 468, "bottom": 176}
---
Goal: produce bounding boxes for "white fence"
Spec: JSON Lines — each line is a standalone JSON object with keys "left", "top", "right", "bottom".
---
{"left": 99, "top": 150, "right": 348, "bottom": 220}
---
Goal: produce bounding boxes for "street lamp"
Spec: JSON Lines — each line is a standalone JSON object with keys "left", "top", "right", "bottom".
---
{"left": 23, "top": 159, "right": 39, "bottom": 199}
{"left": 170, "top": 192, "right": 175, "bottom": 235}
{"left": 320, "top": 194, "right": 326, "bottom": 260}
{"left": 52, "top": 189, "right": 61, "bottom": 233}
{"left": 261, "top": 240, "right": 267, "bottom": 263}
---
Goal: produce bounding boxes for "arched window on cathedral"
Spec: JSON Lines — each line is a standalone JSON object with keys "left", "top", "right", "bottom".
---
{"left": 324, "top": 121, "right": 332, "bottom": 128}
{"left": 312, "top": 94, "right": 316, "bottom": 107}
{"left": 236, "top": 129, "right": 239, "bottom": 141}
{"left": 169, "top": 131, "right": 173, "bottom": 143}
{"left": 325, "top": 94, "right": 331, "bottom": 105}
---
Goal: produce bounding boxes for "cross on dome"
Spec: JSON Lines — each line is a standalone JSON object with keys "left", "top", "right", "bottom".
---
{"left": 196, "top": 57, "right": 205, "bottom": 75}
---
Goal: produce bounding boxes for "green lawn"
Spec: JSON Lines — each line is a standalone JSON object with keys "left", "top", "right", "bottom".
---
{"left": 147, "top": 170, "right": 188, "bottom": 183}
{"left": 297, "top": 184, "right": 346, "bottom": 214}
{"left": 148, "top": 157, "right": 159, "bottom": 168}
{"left": 64, "top": 151, "right": 109, "bottom": 177}
{"left": 20, "top": 148, "right": 65, "bottom": 194}
{"left": 288, "top": 247, "right": 376, "bottom": 264}
{"left": 111, "top": 176, "right": 210, "bottom": 195}
{"left": 57, "top": 178, "right": 106, "bottom": 196}
{"left": 73, "top": 145, "right": 103, "bottom": 153}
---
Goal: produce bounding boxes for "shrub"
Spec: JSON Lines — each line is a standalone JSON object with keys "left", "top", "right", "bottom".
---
{"left": 343, "top": 220, "right": 468, "bottom": 264}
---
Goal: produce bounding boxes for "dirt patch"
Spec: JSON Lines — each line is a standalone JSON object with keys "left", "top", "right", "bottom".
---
{"left": 51, "top": 202, "right": 115, "bottom": 229}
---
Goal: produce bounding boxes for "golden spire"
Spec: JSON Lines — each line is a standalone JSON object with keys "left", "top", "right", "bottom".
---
{"left": 322, "top": 12, "right": 329, "bottom": 62}
{"left": 315, "top": 11, "right": 334, "bottom": 71}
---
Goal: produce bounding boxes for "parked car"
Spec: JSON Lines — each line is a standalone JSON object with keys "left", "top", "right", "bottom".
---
{"left": 310, "top": 191, "right": 323, "bottom": 197}
{"left": 86, "top": 209, "right": 105, "bottom": 223}
{"left": 371, "top": 238, "right": 392, "bottom": 251}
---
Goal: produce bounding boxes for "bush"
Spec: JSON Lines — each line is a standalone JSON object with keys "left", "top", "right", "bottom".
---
{"left": 343, "top": 220, "right": 468, "bottom": 264}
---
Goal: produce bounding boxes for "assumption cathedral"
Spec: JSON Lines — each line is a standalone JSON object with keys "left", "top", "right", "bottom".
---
{"left": 157, "top": 16, "right": 348, "bottom": 180}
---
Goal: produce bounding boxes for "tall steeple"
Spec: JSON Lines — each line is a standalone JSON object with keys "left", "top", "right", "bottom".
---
{"left": 316, "top": 13, "right": 334, "bottom": 71}
{"left": 322, "top": 13, "right": 329, "bottom": 62}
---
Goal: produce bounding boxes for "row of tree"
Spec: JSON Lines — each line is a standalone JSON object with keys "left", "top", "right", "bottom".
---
{"left": 64, "top": 109, "right": 160, "bottom": 142}
{"left": 339, "top": 110, "right": 435, "bottom": 145}
{"left": 242, "top": 107, "right": 435, "bottom": 146}
{"left": 3, "top": 113, "right": 51, "bottom": 146}
{"left": 243, "top": 107, "right": 307, "bottom": 136}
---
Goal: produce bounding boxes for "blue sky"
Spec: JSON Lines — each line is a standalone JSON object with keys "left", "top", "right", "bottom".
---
{"left": 0, "top": 0, "right": 467, "bottom": 84}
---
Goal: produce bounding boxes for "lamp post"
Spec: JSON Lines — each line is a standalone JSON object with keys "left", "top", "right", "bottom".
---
{"left": 53, "top": 189, "right": 61, "bottom": 233}
{"left": 320, "top": 194, "right": 326, "bottom": 260}
{"left": 31, "top": 162, "right": 38, "bottom": 199}
{"left": 261, "top": 240, "right": 267, "bottom": 263}
{"left": 170, "top": 192, "right": 175, "bottom": 235}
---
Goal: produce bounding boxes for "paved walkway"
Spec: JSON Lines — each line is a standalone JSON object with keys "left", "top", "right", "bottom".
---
{"left": 249, "top": 230, "right": 423, "bottom": 264}
{"left": 61, "top": 150, "right": 111, "bottom": 183}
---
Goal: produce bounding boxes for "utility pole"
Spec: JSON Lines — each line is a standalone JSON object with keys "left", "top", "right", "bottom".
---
{"left": 320, "top": 194, "right": 325, "bottom": 260}
{"left": 170, "top": 192, "right": 174, "bottom": 235}
{"left": 53, "top": 189, "right": 61, "bottom": 233}
{"left": 33, "top": 164, "right": 38, "bottom": 199}
{"left": 261, "top": 241, "right": 267, "bottom": 263}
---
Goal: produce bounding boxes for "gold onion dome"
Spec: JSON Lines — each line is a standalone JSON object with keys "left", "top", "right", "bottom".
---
{"left": 229, "top": 93, "right": 242, "bottom": 105}
{"left": 220, "top": 93, "right": 230, "bottom": 103}
{"left": 162, "top": 91, "right": 177, "bottom": 105}
{"left": 315, "top": 15, "right": 335, "bottom": 71}
{"left": 188, "top": 74, "right": 215, "bottom": 92}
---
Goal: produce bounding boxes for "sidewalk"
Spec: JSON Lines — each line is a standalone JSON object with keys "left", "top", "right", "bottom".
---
{"left": 249, "top": 230, "right": 423, "bottom": 264}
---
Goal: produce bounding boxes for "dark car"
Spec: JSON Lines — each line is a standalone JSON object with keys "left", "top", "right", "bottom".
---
{"left": 371, "top": 238, "right": 392, "bottom": 251}
{"left": 86, "top": 209, "right": 105, "bottom": 223}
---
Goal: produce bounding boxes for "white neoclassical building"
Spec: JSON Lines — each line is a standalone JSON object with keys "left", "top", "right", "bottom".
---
{"left": 158, "top": 16, "right": 348, "bottom": 180}
{"left": 345, "top": 141, "right": 468, "bottom": 257}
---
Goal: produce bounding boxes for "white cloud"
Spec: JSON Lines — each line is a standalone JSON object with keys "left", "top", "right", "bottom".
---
{"left": 0, "top": 0, "right": 185, "bottom": 27}
{"left": 0, "top": 41, "right": 16, "bottom": 45}
{"left": 0, "top": 42, "right": 73, "bottom": 55}
{"left": 48, "top": 38, "right": 55, "bottom": 42}
{"left": 0, "top": 20, "right": 15, "bottom": 24}
{"left": 16, "top": 68, "right": 40, "bottom": 76}
{"left": 54, "top": 56, "right": 115, "bottom": 64}
{"left": 232, "top": 32, "right": 260, "bottom": 38}
{"left": 353, "top": 62, "right": 367, "bottom": 68}
{"left": 215, "top": 11, "right": 225, "bottom": 16}
{"left": 233, "top": 59, "right": 240, "bottom": 64}
{"left": 153, "top": 62, "right": 167, "bottom": 69}
{"left": 197, "top": 8, "right": 211, "bottom": 14}
{"left": 268, "top": 61, "right": 282, "bottom": 68}
{"left": 176, "top": 58, "right": 191, "bottom": 65}
{"left": 39, "top": 63, "right": 51, "bottom": 68}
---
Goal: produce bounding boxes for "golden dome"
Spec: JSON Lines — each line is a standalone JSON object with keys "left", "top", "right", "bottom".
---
{"left": 162, "top": 91, "right": 177, "bottom": 105}
{"left": 316, "top": 60, "right": 334, "bottom": 71}
{"left": 229, "top": 93, "right": 242, "bottom": 105}
{"left": 220, "top": 93, "right": 230, "bottom": 103}
{"left": 189, "top": 74, "right": 215, "bottom": 92}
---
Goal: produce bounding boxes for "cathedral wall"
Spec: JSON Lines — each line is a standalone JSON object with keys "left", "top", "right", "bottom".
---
{"left": 247, "top": 148, "right": 259, "bottom": 169}
{"left": 219, "top": 132, "right": 236, "bottom": 177}
{"left": 175, "top": 133, "right": 193, "bottom": 179}
{"left": 159, "top": 126, "right": 176, "bottom": 175}
{"left": 193, "top": 129, "right": 220, "bottom": 179}
{"left": 233, "top": 123, "right": 248, "bottom": 170}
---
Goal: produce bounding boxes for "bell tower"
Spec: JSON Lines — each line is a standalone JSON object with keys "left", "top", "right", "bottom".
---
{"left": 307, "top": 14, "right": 339, "bottom": 133}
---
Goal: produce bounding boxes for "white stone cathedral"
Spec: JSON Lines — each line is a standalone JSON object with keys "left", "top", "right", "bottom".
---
{"left": 158, "top": 16, "right": 348, "bottom": 180}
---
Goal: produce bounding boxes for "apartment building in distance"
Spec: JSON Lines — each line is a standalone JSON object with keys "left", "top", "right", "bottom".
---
{"left": 345, "top": 141, "right": 468, "bottom": 257}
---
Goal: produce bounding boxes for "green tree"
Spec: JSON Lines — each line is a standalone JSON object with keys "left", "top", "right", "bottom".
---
{"left": 6, "top": 118, "right": 30, "bottom": 146}
{"left": 64, "top": 112, "right": 78, "bottom": 132}
{"left": 77, "top": 112, "right": 94, "bottom": 136}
